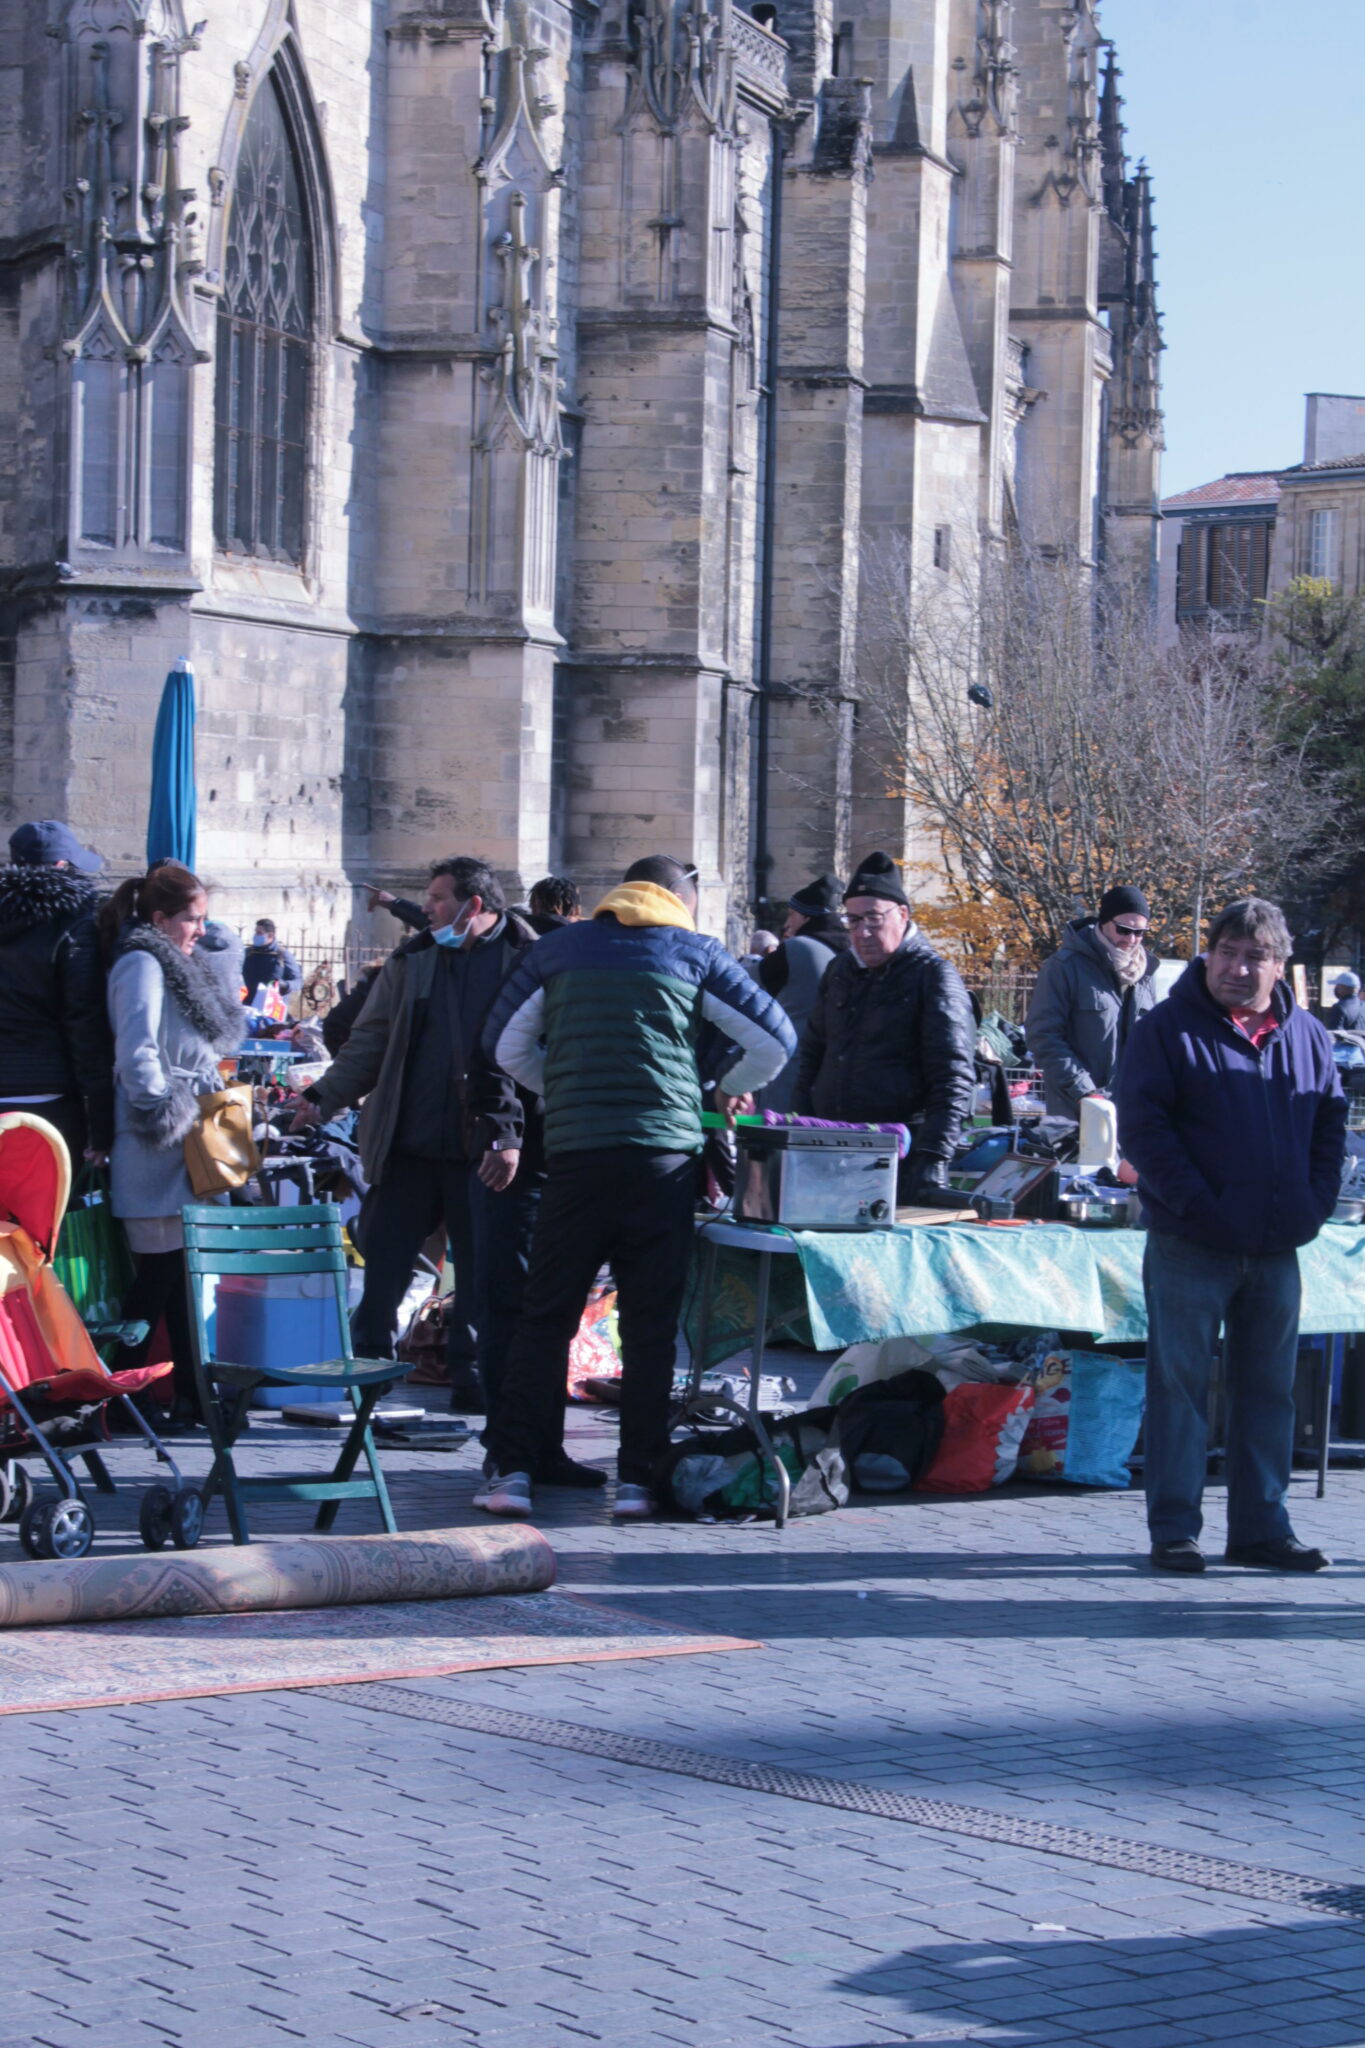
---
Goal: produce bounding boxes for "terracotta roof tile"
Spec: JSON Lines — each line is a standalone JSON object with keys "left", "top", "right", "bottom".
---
{"left": 1161, "top": 472, "right": 1282, "bottom": 512}
{"left": 1281, "top": 453, "right": 1365, "bottom": 475}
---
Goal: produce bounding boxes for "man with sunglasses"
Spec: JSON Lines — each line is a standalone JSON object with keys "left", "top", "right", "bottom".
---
{"left": 1026, "top": 886, "right": 1160, "bottom": 1119}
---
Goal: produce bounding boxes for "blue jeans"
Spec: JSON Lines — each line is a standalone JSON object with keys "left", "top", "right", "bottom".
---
{"left": 1142, "top": 1231, "right": 1300, "bottom": 1547}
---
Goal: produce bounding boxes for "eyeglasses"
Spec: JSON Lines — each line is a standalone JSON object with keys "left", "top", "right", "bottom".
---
{"left": 1111, "top": 924, "right": 1147, "bottom": 940}
{"left": 846, "top": 911, "right": 893, "bottom": 931}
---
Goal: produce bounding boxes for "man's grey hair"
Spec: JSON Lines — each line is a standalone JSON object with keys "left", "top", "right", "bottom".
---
{"left": 1206, "top": 897, "right": 1293, "bottom": 962}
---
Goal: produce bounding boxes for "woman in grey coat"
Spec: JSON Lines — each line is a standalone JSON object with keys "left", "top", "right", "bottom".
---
{"left": 100, "top": 863, "right": 243, "bottom": 1418}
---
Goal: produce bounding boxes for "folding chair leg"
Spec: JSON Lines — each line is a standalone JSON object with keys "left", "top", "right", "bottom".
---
{"left": 199, "top": 1385, "right": 254, "bottom": 1545}
{"left": 314, "top": 1385, "right": 395, "bottom": 1534}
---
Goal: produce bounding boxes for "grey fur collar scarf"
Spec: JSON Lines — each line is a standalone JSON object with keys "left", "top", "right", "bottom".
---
{"left": 118, "top": 923, "right": 244, "bottom": 1053}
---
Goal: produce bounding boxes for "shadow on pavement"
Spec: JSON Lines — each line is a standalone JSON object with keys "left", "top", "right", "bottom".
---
{"left": 834, "top": 1922, "right": 1365, "bottom": 2045}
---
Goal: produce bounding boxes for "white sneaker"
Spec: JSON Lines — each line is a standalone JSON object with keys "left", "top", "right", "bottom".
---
{"left": 473, "top": 1469, "right": 533, "bottom": 1517}
{"left": 612, "top": 1482, "right": 656, "bottom": 1520}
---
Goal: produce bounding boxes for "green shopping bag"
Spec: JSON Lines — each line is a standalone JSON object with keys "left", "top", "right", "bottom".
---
{"left": 53, "top": 1168, "right": 135, "bottom": 1325}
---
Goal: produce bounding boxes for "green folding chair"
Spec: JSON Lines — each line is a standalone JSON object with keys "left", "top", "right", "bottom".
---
{"left": 182, "top": 1203, "right": 404, "bottom": 1545}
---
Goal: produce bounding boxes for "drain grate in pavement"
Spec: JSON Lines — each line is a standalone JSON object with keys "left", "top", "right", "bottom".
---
{"left": 310, "top": 1682, "right": 1365, "bottom": 1922}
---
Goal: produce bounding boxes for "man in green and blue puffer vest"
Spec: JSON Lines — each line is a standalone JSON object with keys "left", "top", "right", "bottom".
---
{"left": 475, "top": 854, "right": 796, "bottom": 1521}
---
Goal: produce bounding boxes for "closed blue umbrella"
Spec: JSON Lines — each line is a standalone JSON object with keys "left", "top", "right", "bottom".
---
{"left": 146, "top": 656, "right": 197, "bottom": 871}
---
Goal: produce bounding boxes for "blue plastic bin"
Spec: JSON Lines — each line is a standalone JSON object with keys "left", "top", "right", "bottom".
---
{"left": 212, "top": 1270, "right": 363, "bottom": 1408}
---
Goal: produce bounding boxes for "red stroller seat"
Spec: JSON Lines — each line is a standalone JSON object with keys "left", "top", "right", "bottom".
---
{"left": 0, "top": 1114, "right": 199, "bottom": 1558}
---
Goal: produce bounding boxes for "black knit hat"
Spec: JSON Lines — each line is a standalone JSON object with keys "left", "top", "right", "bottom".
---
{"left": 1097, "top": 885, "right": 1150, "bottom": 925}
{"left": 844, "top": 851, "right": 910, "bottom": 908}
{"left": 789, "top": 872, "right": 843, "bottom": 917}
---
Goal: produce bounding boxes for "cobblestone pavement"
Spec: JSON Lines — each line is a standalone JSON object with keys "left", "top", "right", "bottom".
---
{"left": 5, "top": 1364, "right": 1365, "bottom": 2048}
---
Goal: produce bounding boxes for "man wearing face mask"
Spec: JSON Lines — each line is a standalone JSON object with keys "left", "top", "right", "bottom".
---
{"left": 291, "top": 858, "right": 570, "bottom": 1464}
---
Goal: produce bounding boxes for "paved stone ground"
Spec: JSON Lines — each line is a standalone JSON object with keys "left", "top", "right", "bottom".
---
{"left": 5, "top": 1363, "right": 1365, "bottom": 2048}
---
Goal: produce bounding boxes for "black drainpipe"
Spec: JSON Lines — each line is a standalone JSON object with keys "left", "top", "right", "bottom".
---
{"left": 752, "top": 119, "right": 785, "bottom": 919}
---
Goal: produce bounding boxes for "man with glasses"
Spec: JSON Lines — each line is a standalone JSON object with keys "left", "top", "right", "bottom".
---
{"left": 1027, "top": 886, "right": 1159, "bottom": 1119}
{"left": 1117, "top": 899, "right": 1345, "bottom": 1575}
{"left": 794, "top": 851, "right": 976, "bottom": 1204}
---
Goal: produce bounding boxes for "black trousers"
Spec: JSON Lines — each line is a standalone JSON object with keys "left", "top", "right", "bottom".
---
{"left": 488, "top": 1148, "right": 698, "bottom": 1485}
{"left": 351, "top": 1152, "right": 541, "bottom": 1416}
{"left": 116, "top": 1250, "right": 196, "bottom": 1405}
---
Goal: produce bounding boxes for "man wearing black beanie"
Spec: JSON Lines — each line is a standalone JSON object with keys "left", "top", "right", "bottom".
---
{"left": 1027, "top": 886, "right": 1159, "bottom": 1118}
{"left": 794, "top": 852, "right": 977, "bottom": 1202}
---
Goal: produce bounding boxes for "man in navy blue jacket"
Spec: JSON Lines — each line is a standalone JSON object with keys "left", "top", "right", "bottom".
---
{"left": 1116, "top": 898, "right": 1346, "bottom": 1575}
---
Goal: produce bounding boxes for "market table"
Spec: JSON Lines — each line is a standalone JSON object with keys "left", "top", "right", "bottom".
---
{"left": 681, "top": 1217, "right": 1365, "bottom": 1521}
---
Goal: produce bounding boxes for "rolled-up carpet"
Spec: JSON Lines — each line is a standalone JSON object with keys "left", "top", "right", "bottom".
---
{"left": 0, "top": 1525, "right": 555, "bottom": 1630}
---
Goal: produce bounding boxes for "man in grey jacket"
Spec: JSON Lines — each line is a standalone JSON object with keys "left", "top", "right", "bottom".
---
{"left": 1027, "top": 886, "right": 1159, "bottom": 1118}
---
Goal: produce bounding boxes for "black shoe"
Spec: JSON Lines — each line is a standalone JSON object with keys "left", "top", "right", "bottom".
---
{"left": 447, "top": 1374, "right": 486, "bottom": 1417}
{"left": 534, "top": 1451, "right": 608, "bottom": 1490}
{"left": 1225, "top": 1537, "right": 1330, "bottom": 1572}
{"left": 1150, "top": 1539, "right": 1206, "bottom": 1574}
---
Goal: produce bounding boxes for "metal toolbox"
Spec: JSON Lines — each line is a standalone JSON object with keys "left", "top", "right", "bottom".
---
{"left": 732, "top": 1125, "right": 898, "bottom": 1230}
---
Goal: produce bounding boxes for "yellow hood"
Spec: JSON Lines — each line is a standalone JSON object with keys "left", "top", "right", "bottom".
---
{"left": 594, "top": 881, "right": 696, "bottom": 931}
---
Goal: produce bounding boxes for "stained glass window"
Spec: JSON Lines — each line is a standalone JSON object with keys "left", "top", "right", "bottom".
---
{"left": 213, "top": 74, "right": 313, "bottom": 564}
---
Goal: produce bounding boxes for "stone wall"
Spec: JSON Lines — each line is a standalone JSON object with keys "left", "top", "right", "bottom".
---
{"left": 0, "top": 0, "right": 1160, "bottom": 946}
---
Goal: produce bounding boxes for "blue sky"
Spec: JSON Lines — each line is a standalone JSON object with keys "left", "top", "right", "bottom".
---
{"left": 1098, "top": 0, "right": 1365, "bottom": 496}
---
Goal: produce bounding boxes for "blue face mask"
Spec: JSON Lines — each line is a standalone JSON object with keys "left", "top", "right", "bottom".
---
{"left": 431, "top": 907, "right": 473, "bottom": 950}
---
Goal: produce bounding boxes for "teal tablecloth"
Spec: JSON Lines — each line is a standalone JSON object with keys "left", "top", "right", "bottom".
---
{"left": 684, "top": 1222, "right": 1365, "bottom": 1370}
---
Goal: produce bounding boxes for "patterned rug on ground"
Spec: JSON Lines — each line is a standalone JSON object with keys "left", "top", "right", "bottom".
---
{"left": 0, "top": 1590, "right": 760, "bottom": 1715}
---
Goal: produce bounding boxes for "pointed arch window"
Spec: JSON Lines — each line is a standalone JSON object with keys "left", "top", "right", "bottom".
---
{"left": 213, "top": 73, "right": 314, "bottom": 565}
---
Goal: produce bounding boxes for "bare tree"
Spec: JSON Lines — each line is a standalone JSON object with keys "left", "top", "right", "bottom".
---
{"left": 807, "top": 536, "right": 1332, "bottom": 963}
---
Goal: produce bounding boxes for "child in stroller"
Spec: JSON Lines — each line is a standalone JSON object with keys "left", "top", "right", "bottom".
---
{"left": 0, "top": 1113, "right": 202, "bottom": 1558}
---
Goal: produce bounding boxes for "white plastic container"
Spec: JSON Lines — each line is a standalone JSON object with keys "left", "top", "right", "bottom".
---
{"left": 1078, "top": 1095, "right": 1119, "bottom": 1175}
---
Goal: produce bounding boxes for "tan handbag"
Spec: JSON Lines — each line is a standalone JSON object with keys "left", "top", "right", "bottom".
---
{"left": 183, "top": 1084, "right": 261, "bottom": 1197}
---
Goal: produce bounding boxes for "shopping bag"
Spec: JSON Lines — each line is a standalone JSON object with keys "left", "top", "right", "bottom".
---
{"left": 52, "top": 1167, "right": 135, "bottom": 1324}
{"left": 183, "top": 1083, "right": 261, "bottom": 1196}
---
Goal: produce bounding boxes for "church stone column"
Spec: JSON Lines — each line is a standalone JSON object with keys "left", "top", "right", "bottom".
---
{"left": 366, "top": 0, "right": 569, "bottom": 901}
{"left": 562, "top": 0, "right": 780, "bottom": 935}
{"left": 764, "top": 77, "right": 873, "bottom": 899}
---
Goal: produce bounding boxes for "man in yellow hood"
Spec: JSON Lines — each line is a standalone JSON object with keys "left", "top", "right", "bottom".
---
{"left": 475, "top": 854, "right": 796, "bottom": 1519}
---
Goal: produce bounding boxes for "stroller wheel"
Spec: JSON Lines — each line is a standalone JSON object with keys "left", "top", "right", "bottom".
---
{"left": 26, "top": 1498, "right": 94, "bottom": 1561}
{"left": 139, "top": 1484, "right": 175, "bottom": 1551}
{"left": 170, "top": 1488, "right": 204, "bottom": 1549}
{"left": 17, "top": 1498, "right": 44, "bottom": 1559}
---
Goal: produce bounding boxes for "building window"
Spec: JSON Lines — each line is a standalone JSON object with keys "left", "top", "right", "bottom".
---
{"left": 1176, "top": 519, "right": 1271, "bottom": 622}
{"left": 1207, "top": 522, "right": 1269, "bottom": 613}
{"left": 213, "top": 74, "right": 313, "bottom": 565}
{"left": 1307, "top": 507, "right": 1339, "bottom": 583}
{"left": 933, "top": 524, "right": 951, "bottom": 571}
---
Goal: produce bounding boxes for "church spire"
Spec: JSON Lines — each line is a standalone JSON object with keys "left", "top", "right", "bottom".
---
{"left": 1099, "top": 45, "right": 1126, "bottom": 228}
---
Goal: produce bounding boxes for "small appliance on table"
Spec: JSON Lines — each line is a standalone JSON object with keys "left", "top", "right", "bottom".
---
{"left": 732, "top": 1122, "right": 899, "bottom": 1231}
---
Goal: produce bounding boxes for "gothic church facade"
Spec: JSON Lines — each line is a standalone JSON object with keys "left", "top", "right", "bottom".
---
{"left": 0, "top": 0, "right": 1160, "bottom": 944}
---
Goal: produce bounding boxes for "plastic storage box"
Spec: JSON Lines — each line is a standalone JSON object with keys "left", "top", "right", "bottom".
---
{"left": 212, "top": 1270, "right": 363, "bottom": 1409}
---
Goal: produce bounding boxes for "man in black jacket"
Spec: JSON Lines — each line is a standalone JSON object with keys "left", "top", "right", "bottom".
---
{"left": 242, "top": 919, "right": 301, "bottom": 1002}
{"left": 292, "top": 859, "right": 588, "bottom": 1480}
{"left": 0, "top": 821, "right": 114, "bottom": 1163}
{"left": 794, "top": 852, "right": 976, "bottom": 1202}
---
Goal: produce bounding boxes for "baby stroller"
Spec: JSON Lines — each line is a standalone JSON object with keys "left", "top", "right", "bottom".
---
{"left": 0, "top": 1113, "right": 203, "bottom": 1559}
